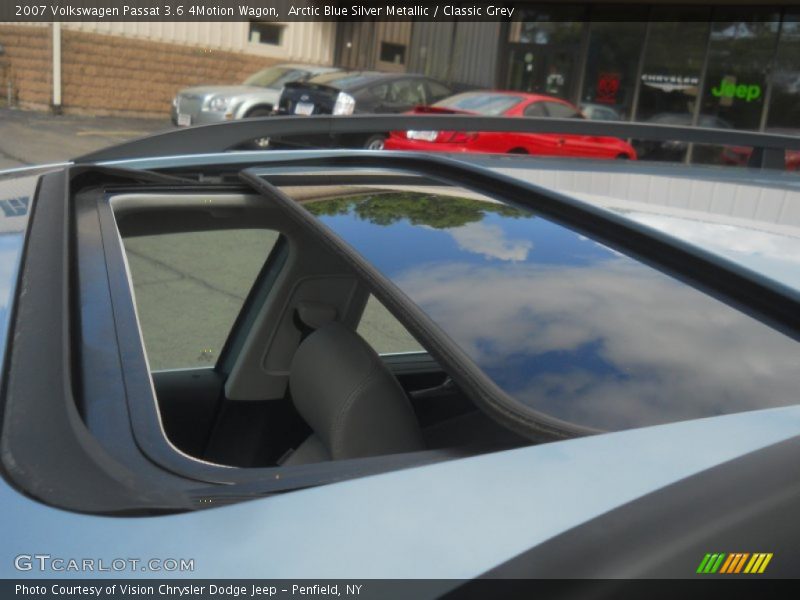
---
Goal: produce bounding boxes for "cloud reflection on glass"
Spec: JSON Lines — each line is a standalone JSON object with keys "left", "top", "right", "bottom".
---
{"left": 311, "top": 192, "right": 800, "bottom": 432}
{"left": 446, "top": 221, "right": 533, "bottom": 262}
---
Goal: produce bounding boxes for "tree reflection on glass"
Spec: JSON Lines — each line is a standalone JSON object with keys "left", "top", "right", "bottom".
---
{"left": 304, "top": 192, "right": 530, "bottom": 229}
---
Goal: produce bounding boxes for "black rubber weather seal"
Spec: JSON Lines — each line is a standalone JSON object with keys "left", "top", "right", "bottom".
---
{"left": 79, "top": 168, "right": 511, "bottom": 492}
{"left": 238, "top": 153, "right": 800, "bottom": 441}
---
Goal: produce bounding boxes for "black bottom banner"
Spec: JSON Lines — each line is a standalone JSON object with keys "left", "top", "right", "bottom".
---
{"left": 2, "top": 579, "right": 791, "bottom": 600}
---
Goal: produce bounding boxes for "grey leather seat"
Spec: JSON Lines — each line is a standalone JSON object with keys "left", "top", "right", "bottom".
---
{"left": 282, "top": 322, "right": 425, "bottom": 466}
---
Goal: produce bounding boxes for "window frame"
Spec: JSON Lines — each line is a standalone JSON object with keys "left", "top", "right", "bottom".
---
{"left": 248, "top": 21, "right": 285, "bottom": 46}
{"left": 379, "top": 41, "right": 407, "bottom": 65}
{"left": 523, "top": 101, "right": 548, "bottom": 117}
{"left": 388, "top": 78, "right": 428, "bottom": 107}
{"left": 9, "top": 152, "right": 798, "bottom": 514}
{"left": 425, "top": 80, "right": 453, "bottom": 104}
{"left": 356, "top": 293, "right": 427, "bottom": 358}
{"left": 68, "top": 179, "right": 464, "bottom": 495}
{"left": 216, "top": 234, "right": 290, "bottom": 376}
{"left": 542, "top": 101, "right": 583, "bottom": 119}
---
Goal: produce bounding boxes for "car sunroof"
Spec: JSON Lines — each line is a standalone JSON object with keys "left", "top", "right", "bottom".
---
{"left": 307, "top": 190, "right": 800, "bottom": 431}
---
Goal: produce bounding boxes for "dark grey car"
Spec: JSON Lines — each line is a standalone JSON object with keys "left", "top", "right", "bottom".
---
{"left": 273, "top": 70, "right": 455, "bottom": 149}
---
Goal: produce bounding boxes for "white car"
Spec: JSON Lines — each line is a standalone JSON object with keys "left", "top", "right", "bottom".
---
{"left": 170, "top": 64, "right": 339, "bottom": 127}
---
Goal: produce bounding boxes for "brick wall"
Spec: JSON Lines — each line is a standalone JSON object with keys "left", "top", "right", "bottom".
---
{"left": 0, "top": 25, "right": 282, "bottom": 117}
{"left": 0, "top": 25, "right": 52, "bottom": 110}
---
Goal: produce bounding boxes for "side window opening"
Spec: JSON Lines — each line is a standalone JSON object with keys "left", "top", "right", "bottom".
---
{"left": 123, "top": 228, "right": 281, "bottom": 371}
{"left": 368, "top": 83, "right": 390, "bottom": 101}
{"left": 389, "top": 80, "right": 427, "bottom": 106}
{"left": 427, "top": 80, "right": 453, "bottom": 103}
{"left": 110, "top": 200, "right": 526, "bottom": 481}
{"left": 356, "top": 294, "right": 425, "bottom": 355}
{"left": 544, "top": 101, "right": 583, "bottom": 119}
{"left": 524, "top": 102, "right": 548, "bottom": 117}
{"left": 23, "top": 180, "right": 540, "bottom": 517}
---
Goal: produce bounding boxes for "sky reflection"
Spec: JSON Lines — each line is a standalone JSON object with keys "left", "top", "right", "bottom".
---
{"left": 312, "top": 192, "right": 800, "bottom": 431}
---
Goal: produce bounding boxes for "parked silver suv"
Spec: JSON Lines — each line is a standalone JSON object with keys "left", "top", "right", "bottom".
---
{"left": 171, "top": 63, "right": 339, "bottom": 127}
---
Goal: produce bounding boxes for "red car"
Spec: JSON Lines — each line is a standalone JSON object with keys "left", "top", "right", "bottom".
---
{"left": 722, "top": 146, "right": 800, "bottom": 171}
{"left": 384, "top": 91, "right": 637, "bottom": 159}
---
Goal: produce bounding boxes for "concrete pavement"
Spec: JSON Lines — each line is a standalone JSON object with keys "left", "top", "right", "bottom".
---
{"left": 0, "top": 107, "right": 172, "bottom": 169}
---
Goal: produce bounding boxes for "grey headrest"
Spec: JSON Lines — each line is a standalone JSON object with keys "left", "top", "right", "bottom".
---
{"left": 289, "top": 322, "right": 425, "bottom": 460}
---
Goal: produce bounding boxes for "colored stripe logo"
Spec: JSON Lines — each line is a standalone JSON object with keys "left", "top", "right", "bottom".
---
{"left": 696, "top": 553, "right": 773, "bottom": 574}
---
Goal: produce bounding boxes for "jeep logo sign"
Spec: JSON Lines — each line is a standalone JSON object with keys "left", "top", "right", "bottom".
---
{"left": 711, "top": 78, "right": 762, "bottom": 103}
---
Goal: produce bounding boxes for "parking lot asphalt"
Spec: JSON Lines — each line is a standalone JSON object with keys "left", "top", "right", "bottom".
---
{"left": 0, "top": 107, "right": 171, "bottom": 169}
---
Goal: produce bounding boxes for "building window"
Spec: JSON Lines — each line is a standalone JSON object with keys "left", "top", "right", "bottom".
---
{"left": 581, "top": 11, "right": 647, "bottom": 121}
{"left": 635, "top": 8, "right": 712, "bottom": 124}
{"left": 766, "top": 10, "right": 800, "bottom": 134}
{"left": 506, "top": 6, "right": 587, "bottom": 100}
{"left": 249, "top": 22, "right": 284, "bottom": 46}
{"left": 699, "top": 9, "right": 782, "bottom": 132}
{"left": 357, "top": 295, "right": 423, "bottom": 355}
{"left": 380, "top": 42, "right": 407, "bottom": 65}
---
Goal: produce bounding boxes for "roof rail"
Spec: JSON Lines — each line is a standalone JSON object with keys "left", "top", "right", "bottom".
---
{"left": 74, "top": 115, "right": 800, "bottom": 170}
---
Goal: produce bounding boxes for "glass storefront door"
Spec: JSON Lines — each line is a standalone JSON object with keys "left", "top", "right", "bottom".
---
{"left": 635, "top": 8, "right": 712, "bottom": 124}
{"left": 767, "top": 10, "right": 800, "bottom": 136}
{"left": 699, "top": 9, "right": 782, "bottom": 132}
{"left": 632, "top": 8, "right": 712, "bottom": 162}
{"left": 505, "top": 6, "right": 586, "bottom": 101}
{"left": 506, "top": 43, "right": 579, "bottom": 99}
{"left": 580, "top": 19, "right": 647, "bottom": 121}
{"left": 494, "top": 3, "right": 799, "bottom": 168}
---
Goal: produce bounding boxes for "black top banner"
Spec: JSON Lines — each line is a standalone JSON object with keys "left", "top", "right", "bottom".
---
{"left": 3, "top": 1, "right": 797, "bottom": 23}
{"left": 3, "top": 0, "right": 520, "bottom": 22}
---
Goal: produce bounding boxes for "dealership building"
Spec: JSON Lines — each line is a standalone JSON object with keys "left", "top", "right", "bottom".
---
{"left": 339, "top": 3, "right": 800, "bottom": 135}
{"left": 0, "top": 2, "right": 798, "bottom": 136}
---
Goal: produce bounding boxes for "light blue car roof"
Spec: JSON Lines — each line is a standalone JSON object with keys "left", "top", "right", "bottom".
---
{"left": 1, "top": 156, "right": 798, "bottom": 583}
{"left": 2, "top": 404, "right": 800, "bottom": 581}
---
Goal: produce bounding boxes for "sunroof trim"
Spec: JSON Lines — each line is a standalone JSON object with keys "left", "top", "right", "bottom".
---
{"left": 241, "top": 169, "right": 600, "bottom": 442}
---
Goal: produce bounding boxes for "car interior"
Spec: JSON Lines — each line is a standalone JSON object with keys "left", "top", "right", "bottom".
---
{"left": 112, "top": 184, "right": 528, "bottom": 471}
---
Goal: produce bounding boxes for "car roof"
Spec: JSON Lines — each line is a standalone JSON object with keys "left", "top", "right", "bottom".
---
{"left": 451, "top": 90, "right": 573, "bottom": 103}
{"left": 646, "top": 112, "right": 732, "bottom": 128}
{"left": 439, "top": 91, "right": 577, "bottom": 111}
{"left": 4, "top": 400, "right": 800, "bottom": 575}
{"left": 5, "top": 148, "right": 800, "bottom": 518}
{"left": 306, "top": 70, "right": 423, "bottom": 89}
{"left": 277, "top": 63, "right": 341, "bottom": 74}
